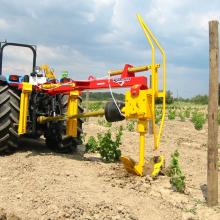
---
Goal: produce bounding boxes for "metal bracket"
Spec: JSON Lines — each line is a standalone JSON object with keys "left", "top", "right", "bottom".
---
{"left": 18, "top": 82, "right": 32, "bottom": 135}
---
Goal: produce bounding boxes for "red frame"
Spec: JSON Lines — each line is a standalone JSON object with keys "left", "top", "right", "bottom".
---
{"left": 16, "top": 64, "right": 148, "bottom": 95}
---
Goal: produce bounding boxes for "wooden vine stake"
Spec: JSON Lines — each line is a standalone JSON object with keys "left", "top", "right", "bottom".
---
{"left": 207, "top": 20, "right": 219, "bottom": 207}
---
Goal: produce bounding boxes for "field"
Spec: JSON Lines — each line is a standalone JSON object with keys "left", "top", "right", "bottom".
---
{"left": 0, "top": 103, "right": 220, "bottom": 220}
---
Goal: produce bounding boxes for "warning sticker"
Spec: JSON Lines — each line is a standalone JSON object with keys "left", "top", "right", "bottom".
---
{"left": 113, "top": 77, "right": 131, "bottom": 86}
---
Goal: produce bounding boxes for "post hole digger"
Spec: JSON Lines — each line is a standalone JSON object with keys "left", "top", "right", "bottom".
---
{"left": 0, "top": 15, "right": 166, "bottom": 177}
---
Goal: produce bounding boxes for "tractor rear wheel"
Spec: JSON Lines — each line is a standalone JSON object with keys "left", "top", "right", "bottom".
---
{"left": 0, "top": 85, "right": 20, "bottom": 154}
{"left": 44, "top": 94, "right": 83, "bottom": 153}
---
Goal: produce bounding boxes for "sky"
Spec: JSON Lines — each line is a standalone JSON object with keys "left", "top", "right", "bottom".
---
{"left": 0, "top": 0, "right": 219, "bottom": 98}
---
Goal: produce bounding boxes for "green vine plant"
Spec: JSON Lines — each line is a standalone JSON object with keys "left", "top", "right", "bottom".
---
{"left": 166, "top": 150, "right": 186, "bottom": 193}
{"left": 85, "top": 126, "right": 123, "bottom": 162}
{"left": 86, "top": 136, "right": 99, "bottom": 153}
{"left": 168, "top": 109, "right": 176, "bottom": 120}
{"left": 184, "top": 107, "right": 191, "bottom": 118}
{"left": 98, "top": 118, "right": 112, "bottom": 127}
{"left": 126, "top": 120, "right": 136, "bottom": 131}
{"left": 155, "top": 108, "right": 162, "bottom": 124}
{"left": 88, "top": 101, "right": 103, "bottom": 111}
{"left": 191, "top": 112, "right": 206, "bottom": 130}
{"left": 178, "top": 111, "right": 186, "bottom": 122}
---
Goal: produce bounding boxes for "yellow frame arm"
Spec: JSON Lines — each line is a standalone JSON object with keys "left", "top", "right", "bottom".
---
{"left": 137, "top": 14, "right": 166, "bottom": 150}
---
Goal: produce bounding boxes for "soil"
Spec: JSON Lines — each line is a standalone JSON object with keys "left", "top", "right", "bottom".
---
{"left": 0, "top": 117, "right": 220, "bottom": 220}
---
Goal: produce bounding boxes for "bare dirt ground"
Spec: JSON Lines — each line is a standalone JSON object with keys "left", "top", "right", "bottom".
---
{"left": 0, "top": 117, "right": 220, "bottom": 220}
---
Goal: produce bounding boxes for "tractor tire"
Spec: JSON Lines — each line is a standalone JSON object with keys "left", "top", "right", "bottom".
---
{"left": 0, "top": 85, "right": 20, "bottom": 154}
{"left": 45, "top": 94, "right": 84, "bottom": 153}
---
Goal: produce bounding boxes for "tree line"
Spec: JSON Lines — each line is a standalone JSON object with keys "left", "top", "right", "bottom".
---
{"left": 82, "top": 86, "right": 220, "bottom": 105}
{"left": 82, "top": 92, "right": 124, "bottom": 101}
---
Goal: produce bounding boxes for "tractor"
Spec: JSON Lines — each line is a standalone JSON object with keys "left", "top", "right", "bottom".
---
{"left": 0, "top": 15, "right": 166, "bottom": 176}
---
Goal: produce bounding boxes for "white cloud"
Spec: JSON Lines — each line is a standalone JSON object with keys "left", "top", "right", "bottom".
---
{"left": 0, "top": 0, "right": 219, "bottom": 97}
{"left": 190, "top": 10, "right": 220, "bottom": 34}
{"left": 37, "top": 45, "right": 109, "bottom": 79}
{"left": 0, "top": 19, "right": 10, "bottom": 30}
{"left": 93, "top": 0, "right": 115, "bottom": 9}
{"left": 2, "top": 44, "right": 108, "bottom": 79}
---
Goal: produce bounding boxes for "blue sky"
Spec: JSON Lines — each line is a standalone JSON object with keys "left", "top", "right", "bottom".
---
{"left": 0, "top": 0, "right": 219, "bottom": 97}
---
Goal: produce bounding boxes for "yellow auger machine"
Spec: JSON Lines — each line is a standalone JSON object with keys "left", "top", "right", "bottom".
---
{"left": 0, "top": 15, "right": 166, "bottom": 177}
{"left": 120, "top": 15, "right": 167, "bottom": 176}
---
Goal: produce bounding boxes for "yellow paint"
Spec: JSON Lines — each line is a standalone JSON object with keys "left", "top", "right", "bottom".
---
{"left": 40, "top": 64, "right": 56, "bottom": 80}
{"left": 151, "top": 156, "right": 165, "bottom": 177}
{"left": 18, "top": 83, "right": 32, "bottom": 135}
{"left": 125, "top": 89, "right": 152, "bottom": 120}
{"left": 40, "top": 83, "right": 60, "bottom": 89}
{"left": 120, "top": 156, "right": 137, "bottom": 175}
{"left": 121, "top": 15, "right": 166, "bottom": 176}
{"left": 37, "top": 110, "right": 105, "bottom": 124}
{"left": 66, "top": 90, "right": 79, "bottom": 137}
{"left": 34, "top": 15, "right": 167, "bottom": 178}
{"left": 134, "top": 120, "right": 147, "bottom": 176}
{"left": 137, "top": 14, "right": 166, "bottom": 150}
{"left": 121, "top": 119, "right": 164, "bottom": 177}
{"left": 109, "top": 64, "right": 160, "bottom": 76}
